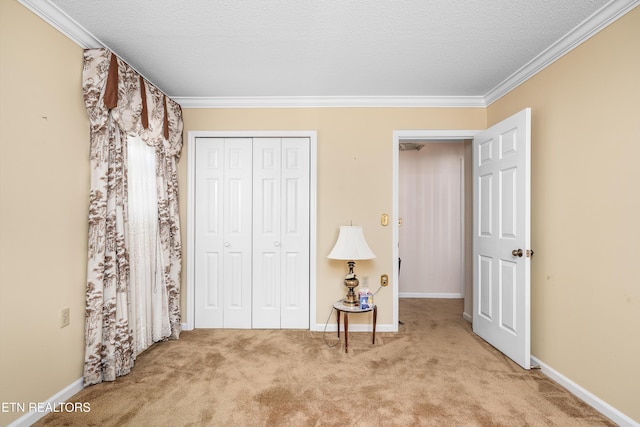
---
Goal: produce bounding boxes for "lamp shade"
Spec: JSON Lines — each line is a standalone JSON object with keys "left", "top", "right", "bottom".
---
{"left": 327, "top": 226, "right": 376, "bottom": 261}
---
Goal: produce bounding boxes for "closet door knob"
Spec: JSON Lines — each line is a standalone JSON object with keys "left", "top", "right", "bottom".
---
{"left": 224, "top": 242, "right": 230, "bottom": 247}
{"left": 274, "top": 242, "right": 280, "bottom": 247}
{"left": 512, "top": 249, "right": 523, "bottom": 257}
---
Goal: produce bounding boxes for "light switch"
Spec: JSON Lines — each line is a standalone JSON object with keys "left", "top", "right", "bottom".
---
{"left": 381, "top": 214, "right": 389, "bottom": 226}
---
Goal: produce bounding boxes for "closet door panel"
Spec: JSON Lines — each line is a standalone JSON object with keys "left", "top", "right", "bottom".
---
{"left": 280, "top": 138, "right": 310, "bottom": 329}
{"left": 194, "top": 138, "right": 224, "bottom": 327}
{"left": 222, "top": 138, "right": 253, "bottom": 328}
{"left": 252, "top": 138, "right": 282, "bottom": 328}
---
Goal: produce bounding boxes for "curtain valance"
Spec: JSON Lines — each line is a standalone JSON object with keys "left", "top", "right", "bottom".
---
{"left": 82, "top": 48, "right": 183, "bottom": 158}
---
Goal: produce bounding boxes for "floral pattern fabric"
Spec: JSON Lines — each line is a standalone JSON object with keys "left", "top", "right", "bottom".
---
{"left": 82, "top": 48, "right": 183, "bottom": 386}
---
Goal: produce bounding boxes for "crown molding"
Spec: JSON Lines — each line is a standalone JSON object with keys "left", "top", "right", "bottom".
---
{"left": 173, "top": 96, "right": 486, "bottom": 109}
{"left": 18, "top": 0, "right": 103, "bottom": 48}
{"left": 20, "top": 0, "right": 639, "bottom": 108}
{"left": 484, "top": 0, "right": 640, "bottom": 105}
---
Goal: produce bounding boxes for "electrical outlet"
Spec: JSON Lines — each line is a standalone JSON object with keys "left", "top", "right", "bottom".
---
{"left": 60, "top": 307, "right": 70, "bottom": 328}
{"left": 381, "top": 274, "right": 389, "bottom": 287}
{"left": 362, "top": 276, "right": 369, "bottom": 287}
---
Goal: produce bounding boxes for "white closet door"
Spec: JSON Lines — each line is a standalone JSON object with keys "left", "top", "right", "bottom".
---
{"left": 222, "top": 138, "right": 253, "bottom": 328}
{"left": 194, "top": 138, "right": 225, "bottom": 327}
{"left": 194, "top": 138, "right": 253, "bottom": 328}
{"left": 252, "top": 138, "right": 282, "bottom": 328}
{"left": 195, "top": 136, "right": 309, "bottom": 329}
{"left": 280, "top": 138, "right": 310, "bottom": 328}
{"left": 253, "top": 138, "right": 310, "bottom": 329}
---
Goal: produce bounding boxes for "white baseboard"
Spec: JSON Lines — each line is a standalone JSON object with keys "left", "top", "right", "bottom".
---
{"left": 7, "top": 378, "right": 84, "bottom": 427}
{"left": 399, "top": 292, "right": 463, "bottom": 299}
{"left": 462, "top": 312, "right": 472, "bottom": 323}
{"left": 531, "top": 356, "right": 639, "bottom": 427}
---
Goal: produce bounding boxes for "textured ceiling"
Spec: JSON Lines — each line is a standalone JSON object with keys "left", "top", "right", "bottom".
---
{"left": 40, "top": 0, "right": 619, "bottom": 101}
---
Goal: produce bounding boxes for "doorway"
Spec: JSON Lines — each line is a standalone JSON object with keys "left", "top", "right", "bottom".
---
{"left": 392, "top": 130, "right": 479, "bottom": 328}
{"left": 399, "top": 141, "right": 465, "bottom": 298}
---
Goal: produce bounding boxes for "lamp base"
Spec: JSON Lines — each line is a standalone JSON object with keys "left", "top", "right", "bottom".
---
{"left": 343, "top": 278, "right": 359, "bottom": 306}
{"left": 342, "top": 297, "right": 359, "bottom": 307}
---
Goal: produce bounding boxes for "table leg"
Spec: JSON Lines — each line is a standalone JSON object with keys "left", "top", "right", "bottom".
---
{"left": 344, "top": 312, "right": 349, "bottom": 353}
{"left": 336, "top": 309, "right": 341, "bottom": 338}
{"left": 372, "top": 305, "right": 377, "bottom": 344}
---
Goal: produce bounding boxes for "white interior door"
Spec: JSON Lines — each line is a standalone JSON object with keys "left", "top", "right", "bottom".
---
{"left": 279, "top": 138, "right": 310, "bottom": 328}
{"left": 252, "top": 138, "right": 282, "bottom": 328}
{"left": 222, "top": 139, "right": 253, "bottom": 328}
{"left": 195, "top": 136, "right": 309, "bottom": 329}
{"left": 194, "top": 138, "right": 225, "bottom": 327}
{"left": 194, "top": 138, "right": 253, "bottom": 328}
{"left": 473, "top": 108, "right": 531, "bottom": 369}
{"left": 252, "top": 138, "right": 309, "bottom": 328}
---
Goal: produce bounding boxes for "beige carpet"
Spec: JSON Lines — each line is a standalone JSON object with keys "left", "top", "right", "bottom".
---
{"left": 35, "top": 299, "right": 614, "bottom": 426}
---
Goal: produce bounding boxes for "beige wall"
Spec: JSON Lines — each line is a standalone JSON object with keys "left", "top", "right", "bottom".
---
{"left": 488, "top": 7, "right": 640, "bottom": 421}
{"left": 181, "top": 108, "right": 485, "bottom": 326}
{"left": 0, "top": 1, "right": 89, "bottom": 425}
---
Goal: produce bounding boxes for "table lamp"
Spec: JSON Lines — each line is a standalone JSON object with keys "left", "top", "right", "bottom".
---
{"left": 327, "top": 225, "right": 376, "bottom": 306}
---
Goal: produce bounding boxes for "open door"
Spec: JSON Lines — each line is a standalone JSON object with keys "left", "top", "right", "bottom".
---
{"left": 473, "top": 108, "right": 531, "bottom": 369}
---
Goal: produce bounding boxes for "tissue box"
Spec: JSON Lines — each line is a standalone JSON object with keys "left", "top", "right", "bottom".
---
{"left": 359, "top": 289, "right": 373, "bottom": 309}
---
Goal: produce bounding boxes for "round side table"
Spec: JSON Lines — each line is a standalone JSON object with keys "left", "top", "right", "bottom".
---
{"left": 333, "top": 301, "right": 377, "bottom": 353}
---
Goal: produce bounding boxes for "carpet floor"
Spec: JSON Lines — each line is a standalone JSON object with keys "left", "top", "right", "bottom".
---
{"left": 34, "top": 298, "right": 614, "bottom": 426}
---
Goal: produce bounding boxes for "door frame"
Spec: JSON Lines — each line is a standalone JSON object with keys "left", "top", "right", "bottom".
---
{"left": 392, "top": 130, "right": 480, "bottom": 329}
{"left": 184, "top": 130, "right": 318, "bottom": 331}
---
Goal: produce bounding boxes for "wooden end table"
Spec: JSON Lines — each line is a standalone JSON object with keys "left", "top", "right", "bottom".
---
{"left": 333, "top": 301, "right": 377, "bottom": 353}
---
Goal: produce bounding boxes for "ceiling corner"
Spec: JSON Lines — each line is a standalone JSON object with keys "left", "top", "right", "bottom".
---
{"left": 18, "top": 0, "right": 103, "bottom": 49}
{"left": 484, "top": 0, "right": 640, "bottom": 105}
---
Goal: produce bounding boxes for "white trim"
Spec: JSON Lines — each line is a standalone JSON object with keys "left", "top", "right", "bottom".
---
{"left": 174, "top": 96, "right": 486, "bottom": 109}
{"left": 17, "top": 0, "right": 102, "bottom": 48}
{"left": 186, "top": 130, "right": 318, "bottom": 331}
{"left": 399, "top": 293, "right": 464, "bottom": 299}
{"left": 6, "top": 378, "right": 84, "bottom": 427}
{"left": 308, "top": 135, "right": 318, "bottom": 331}
{"left": 531, "top": 356, "right": 639, "bottom": 427}
{"left": 484, "top": 0, "right": 640, "bottom": 105}
{"left": 391, "top": 136, "right": 400, "bottom": 333}
{"left": 394, "top": 130, "right": 480, "bottom": 141}
{"left": 462, "top": 312, "right": 472, "bottom": 323}
{"left": 184, "top": 132, "right": 196, "bottom": 331}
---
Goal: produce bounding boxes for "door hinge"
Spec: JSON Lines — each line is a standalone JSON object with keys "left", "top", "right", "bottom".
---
{"left": 526, "top": 249, "right": 534, "bottom": 258}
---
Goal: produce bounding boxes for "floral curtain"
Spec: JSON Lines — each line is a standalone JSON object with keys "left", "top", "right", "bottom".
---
{"left": 82, "top": 48, "right": 183, "bottom": 386}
